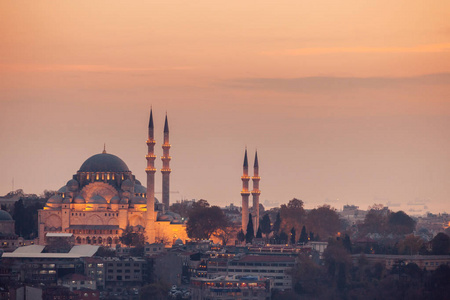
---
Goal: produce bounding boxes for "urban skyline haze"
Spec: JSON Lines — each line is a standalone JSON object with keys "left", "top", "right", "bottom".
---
{"left": 1, "top": 1, "right": 449, "bottom": 213}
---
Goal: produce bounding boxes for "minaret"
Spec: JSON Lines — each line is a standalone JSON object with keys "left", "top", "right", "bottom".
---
{"left": 241, "top": 149, "right": 250, "bottom": 234}
{"left": 161, "top": 114, "right": 171, "bottom": 212}
{"left": 251, "top": 150, "right": 261, "bottom": 234}
{"left": 145, "top": 109, "right": 156, "bottom": 243}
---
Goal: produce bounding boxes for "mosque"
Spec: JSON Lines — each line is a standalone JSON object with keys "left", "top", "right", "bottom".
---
{"left": 38, "top": 110, "right": 188, "bottom": 246}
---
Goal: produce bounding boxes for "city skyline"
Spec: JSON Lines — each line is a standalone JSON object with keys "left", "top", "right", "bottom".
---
{"left": 1, "top": 1, "right": 449, "bottom": 213}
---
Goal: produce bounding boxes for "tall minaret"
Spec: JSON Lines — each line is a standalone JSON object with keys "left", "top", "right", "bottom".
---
{"left": 161, "top": 114, "right": 171, "bottom": 212}
{"left": 251, "top": 150, "right": 261, "bottom": 234}
{"left": 145, "top": 109, "right": 156, "bottom": 243}
{"left": 241, "top": 149, "right": 250, "bottom": 234}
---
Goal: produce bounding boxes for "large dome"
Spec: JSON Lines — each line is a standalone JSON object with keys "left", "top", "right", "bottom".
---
{"left": 0, "top": 210, "right": 13, "bottom": 221}
{"left": 78, "top": 153, "right": 130, "bottom": 173}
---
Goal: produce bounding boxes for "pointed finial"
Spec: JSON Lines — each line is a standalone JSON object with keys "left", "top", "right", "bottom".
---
{"left": 149, "top": 108, "right": 154, "bottom": 129}
{"left": 254, "top": 150, "right": 259, "bottom": 168}
{"left": 102, "top": 143, "right": 106, "bottom": 154}
{"left": 243, "top": 148, "right": 248, "bottom": 168}
{"left": 164, "top": 114, "right": 169, "bottom": 133}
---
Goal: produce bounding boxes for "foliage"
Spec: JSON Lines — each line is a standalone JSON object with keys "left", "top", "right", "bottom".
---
{"left": 431, "top": 232, "right": 450, "bottom": 255}
{"left": 260, "top": 214, "right": 271, "bottom": 238}
{"left": 280, "top": 198, "right": 305, "bottom": 235}
{"left": 245, "top": 214, "right": 254, "bottom": 243}
{"left": 169, "top": 201, "right": 192, "bottom": 218}
{"left": 140, "top": 281, "right": 170, "bottom": 300}
{"left": 186, "top": 200, "right": 228, "bottom": 240}
{"left": 290, "top": 227, "right": 296, "bottom": 244}
{"left": 272, "top": 212, "right": 281, "bottom": 234}
{"left": 95, "top": 246, "right": 116, "bottom": 257}
{"left": 12, "top": 199, "right": 44, "bottom": 239}
{"left": 237, "top": 229, "right": 245, "bottom": 243}
{"left": 119, "top": 226, "right": 146, "bottom": 247}
{"left": 342, "top": 234, "right": 352, "bottom": 253}
{"left": 299, "top": 226, "right": 308, "bottom": 244}
{"left": 387, "top": 211, "right": 416, "bottom": 234}
{"left": 279, "top": 231, "right": 288, "bottom": 244}
{"left": 306, "top": 205, "right": 340, "bottom": 240}
{"left": 397, "top": 234, "right": 424, "bottom": 255}
{"left": 213, "top": 220, "right": 236, "bottom": 246}
{"left": 256, "top": 226, "right": 262, "bottom": 238}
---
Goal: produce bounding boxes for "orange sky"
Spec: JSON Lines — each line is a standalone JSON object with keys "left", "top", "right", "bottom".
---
{"left": 1, "top": 1, "right": 449, "bottom": 214}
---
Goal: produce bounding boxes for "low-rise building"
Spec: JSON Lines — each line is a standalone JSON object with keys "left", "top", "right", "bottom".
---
{"left": 190, "top": 275, "right": 272, "bottom": 300}
{"left": 227, "top": 255, "right": 296, "bottom": 291}
{"left": 351, "top": 254, "right": 450, "bottom": 271}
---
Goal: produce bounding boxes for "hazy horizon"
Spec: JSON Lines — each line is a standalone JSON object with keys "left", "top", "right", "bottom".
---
{"left": 1, "top": 1, "right": 449, "bottom": 214}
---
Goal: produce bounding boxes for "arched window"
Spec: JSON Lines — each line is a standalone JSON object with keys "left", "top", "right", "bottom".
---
{"left": 107, "top": 237, "right": 112, "bottom": 245}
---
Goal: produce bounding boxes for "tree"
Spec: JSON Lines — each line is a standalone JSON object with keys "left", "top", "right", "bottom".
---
{"left": 140, "top": 281, "right": 170, "bottom": 300}
{"left": 245, "top": 214, "right": 254, "bottom": 243}
{"left": 290, "top": 227, "right": 296, "bottom": 244}
{"left": 120, "top": 226, "right": 146, "bottom": 247}
{"left": 343, "top": 234, "right": 352, "bottom": 253}
{"left": 431, "top": 233, "right": 450, "bottom": 255}
{"left": 387, "top": 211, "right": 416, "bottom": 235}
{"left": 280, "top": 198, "right": 306, "bottom": 235}
{"left": 169, "top": 201, "right": 192, "bottom": 219}
{"left": 186, "top": 201, "right": 227, "bottom": 240}
{"left": 260, "top": 214, "right": 271, "bottom": 239}
{"left": 213, "top": 218, "right": 236, "bottom": 246}
{"left": 306, "top": 205, "right": 340, "bottom": 240}
{"left": 273, "top": 212, "right": 281, "bottom": 234}
{"left": 299, "top": 226, "right": 308, "bottom": 244}
{"left": 256, "top": 226, "right": 262, "bottom": 238}
{"left": 237, "top": 229, "right": 245, "bottom": 243}
{"left": 397, "top": 234, "right": 423, "bottom": 255}
{"left": 279, "top": 231, "right": 288, "bottom": 244}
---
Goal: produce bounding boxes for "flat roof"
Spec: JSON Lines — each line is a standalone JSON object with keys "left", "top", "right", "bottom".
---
{"left": 3, "top": 245, "right": 99, "bottom": 259}
{"left": 237, "top": 255, "right": 296, "bottom": 263}
{"left": 46, "top": 233, "right": 73, "bottom": 237}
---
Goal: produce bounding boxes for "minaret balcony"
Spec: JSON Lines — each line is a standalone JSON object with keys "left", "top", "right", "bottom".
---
{"left": 146, "top": 154, "right": 157, "bottom": 159}
{"left": 251, "top": 190, "right": 261, "bottom": 194}
{"left": 146, "top": 139, "right": 156, "bottom": 144}
{"left": 145, "top": 168, "right": 157, "bottom": 172}
{"left": 161, "top": 156, "right": 172, "bottom": 160}
{"left": 241, "top": 176, "right": 250, "bottom": 180}
{"left": 251, "top": 176, "right": 261, "bottom": 180}
{"left": 161, "top": 168, "right": 172, "bottom": 172}
{"left": 162, "top": 144, "right": 171, "bottom": 148}
{"left": 240, "top": 191, "right": 251, "bottom": 195}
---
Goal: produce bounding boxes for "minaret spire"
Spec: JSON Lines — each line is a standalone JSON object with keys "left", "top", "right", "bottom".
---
{"left": 251, "top": 150, "right": 261, "bottom": 234}
{"left": 161, "top": 113, "right": 171, "bottom": 212}
{"left": 241, "top": 148, "right": 250, "bottom": 234}
{"left": 145, "top": 108, "right": 156, "bottom": 243}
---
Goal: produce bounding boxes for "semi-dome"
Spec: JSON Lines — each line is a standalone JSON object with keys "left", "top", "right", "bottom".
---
{"left": 131, "top": 196, "right": 146, "bottom": 205}
{"left": 88, "top": 194, "right": 107, "bottom": 204}
{"left": 47, "top": 194, "right": 63, "bottom": 204}
{"left": 110, "top": 196, "right": 120, "bottom": 204}
{"left": 0, "top": 210, "right": 13, "bottom": 221}
{"left": 74, "top": 195, "right": 85, "bottom": 204}
{"left": 66, "top": 179, "right": 79, "bottom": 192}
{"left": 78, "top": 153, "right": 130, "bottom": 173}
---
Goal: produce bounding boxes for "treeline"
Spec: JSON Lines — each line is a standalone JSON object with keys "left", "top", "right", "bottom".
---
{"left": 274, "top": 236, "right": 450, "bottom": 300}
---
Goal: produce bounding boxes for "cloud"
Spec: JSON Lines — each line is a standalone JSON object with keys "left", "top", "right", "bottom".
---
{"left": 225, "top": 73, "right": 450, "bottom": 93}
{"left": 262, "top": 43, "right": 450, "bottom": 56}
{"left": 0, "top": 64, "right": 194, "bottom": 73}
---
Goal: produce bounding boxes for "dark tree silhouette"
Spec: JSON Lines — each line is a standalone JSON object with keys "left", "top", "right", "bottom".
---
{"left": 431, "top": 233, "right": 450, "bottom": 255}
{"left": 290, "top": 227, "right": 296, "bottom": 244}
{"left": 273, "top": 212, "right": 281, "bottom": 233}
{"left": 245, "top": 214, "right": 254, "bottom": 243}
{"left": 343, "top": 234, "right": 352, "bottom": 253}
{"left": 120, "top": 226, "right": 146, "bottom": 247}
{"left": 186, "top": 200, "right": 227, "bottom": 240}
{"left": 260, "top": 214, "right": 271, "bottom": 238}
{"left": 256, "top": 226, "right": 262, "bottom": 238}
{"left": 279, "top": 231, "right": 288, "bottom": 244}
{"left": 299, "top": 226, "right": 308, "bottom": 244}
{"left": 237, "top": 229, "right": 245, "bottom": 243}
